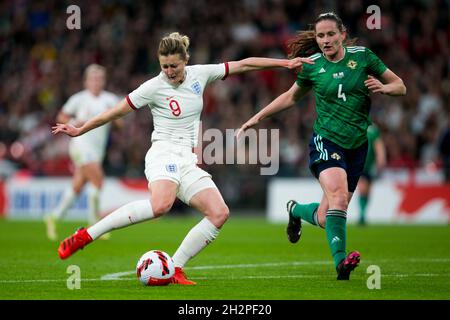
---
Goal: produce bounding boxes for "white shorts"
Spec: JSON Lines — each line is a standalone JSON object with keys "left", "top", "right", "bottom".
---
{"left": 144, "top": 141, "right": 217, "bottom": 204}
{"left": 69, "top": 143, "right": 105, "bottom": 167}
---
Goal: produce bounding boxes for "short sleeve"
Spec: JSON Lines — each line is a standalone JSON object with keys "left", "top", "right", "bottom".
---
{"left": 373, "top": 126, "right": 380, "bottom": 140}
{"left": 195, "top": 63, "right": 229, "bottom": 85}
{"left": 127, "top": 78, "right": 158, "bottom": 110}
{"left": 296, "top": 67, "right": 312, "bottom": 87}
{"left": 368, "top": 125, "right": 380, "bottom": 141}
{"left": 366, "top": 48, "right": 387, "bottom": 77}
{"left": 61, "top": 94, "right": 79, "bottom": 115}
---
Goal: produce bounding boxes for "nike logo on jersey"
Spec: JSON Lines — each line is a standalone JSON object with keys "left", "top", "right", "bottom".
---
{"left": 166, "top": 96, "right": 175, "bottom": 100}
{"left": 319, "top": 67, "right": 326, "bottom": 73}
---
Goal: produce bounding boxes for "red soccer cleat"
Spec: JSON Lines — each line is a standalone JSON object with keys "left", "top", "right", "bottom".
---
{"left": 336, "top": 251, "right": 361, "bottom": 280}
{"left": 58, "top": 227, "right": 93, "bottom": 260}
{"left": 170, "top": 267, "right": 196, "bottom": 285}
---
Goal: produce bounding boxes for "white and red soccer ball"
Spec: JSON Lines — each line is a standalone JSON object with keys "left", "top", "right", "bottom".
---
{"left": 136, "top": 250, "right": 175, "bottom": 286}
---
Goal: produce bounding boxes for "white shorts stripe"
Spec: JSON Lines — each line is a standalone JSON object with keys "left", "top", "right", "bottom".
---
{"left": 314, "top": 135, "right": 328, "bottom": 161}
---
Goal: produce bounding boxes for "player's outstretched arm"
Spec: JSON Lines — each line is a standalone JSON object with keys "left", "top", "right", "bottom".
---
{"left": 236, "top": 82, "right": 310, "bottom": 139}
{"left": 228, "top": 57, "right": 314, "bottom": 75}
{"left": 52, "top": 98, "right": 133, "bottom": 137}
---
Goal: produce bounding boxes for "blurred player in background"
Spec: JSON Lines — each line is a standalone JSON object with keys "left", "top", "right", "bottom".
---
{"left": 52, "top": 32, "right": 310, "bottom": 285}
{"left": 357, "top": 124, "right": 386, "bottom": 225}
{"left": 238, "top": 12, "right": 406, "bottom": 280}
{"left": 44, "top": 64, "right": 122, "bottom": 240}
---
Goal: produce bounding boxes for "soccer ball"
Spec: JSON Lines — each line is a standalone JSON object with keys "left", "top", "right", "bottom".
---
{"left": 136, "top": 250, "right": 175, "bottom": 286}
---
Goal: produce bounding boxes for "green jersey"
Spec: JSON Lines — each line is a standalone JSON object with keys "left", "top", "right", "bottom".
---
{"left": 363, "top": 124, "right": 381, "bottom": 174}
{"left": 297, "top": 46, "right": 387, "bottom": 149}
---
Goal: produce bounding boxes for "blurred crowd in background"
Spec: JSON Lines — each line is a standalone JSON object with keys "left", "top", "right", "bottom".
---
{"left": 0, "top": 0, "right": 449, "bottom": 208}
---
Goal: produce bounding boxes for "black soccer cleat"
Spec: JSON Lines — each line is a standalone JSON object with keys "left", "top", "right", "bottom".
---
{"left": 336, "top": 251, "right": 361, "bottom": 280}
{"left": 286, "top": 200, "right": 302, "bottom": 244}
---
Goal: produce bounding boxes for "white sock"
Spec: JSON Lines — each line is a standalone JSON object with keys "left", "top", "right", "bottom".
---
{"left": 52, "top": 188, "right": 76, "bottom": 220}
{"left": 172, "top": 217, "right": 220, "bottom": 268}
{"left": 87, "top": 200, "right": 153, "bottom": 240}
{"left": 87, "top": 184, "right": 101, "bottom": 225}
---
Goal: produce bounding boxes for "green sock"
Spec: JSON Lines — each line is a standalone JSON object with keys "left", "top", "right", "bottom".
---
{"left": 291, "top": 202, "right": 320, "bottom": 226}
{"left": 325, "top": 210, "right": 347, "bottom": 269}
{"left": 358, "top": 196, "right": 368, "bottom": 223}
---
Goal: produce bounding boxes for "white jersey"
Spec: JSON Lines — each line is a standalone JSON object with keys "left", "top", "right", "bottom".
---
{"left": 126, "top": 63, "right": 228, "bottom": 147}
{"left": 62, "top": 89, "right": 119, "bottom": 156}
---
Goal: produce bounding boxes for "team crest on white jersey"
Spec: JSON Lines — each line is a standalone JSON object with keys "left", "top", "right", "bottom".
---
{"left": 166, "top": 164, "right": 177, "bottom": 173}
{"left": 191, "top": 81, "right": 202, "bottom": 95}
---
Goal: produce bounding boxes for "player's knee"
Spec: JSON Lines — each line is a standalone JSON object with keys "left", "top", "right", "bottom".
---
{"left": 209, "top": 205, "right": 229, "bottom": 228}
{"left": 151, "top": 201, "right": 173, "bottom": 218}
{"left": 358, "top": 183, "right": 369, "bottom": 195}
{"left": 219, "top": 205, "right": 230, "bottom": 224}
{"left": 328, "top": 192, "right": 349, "bottom": 210}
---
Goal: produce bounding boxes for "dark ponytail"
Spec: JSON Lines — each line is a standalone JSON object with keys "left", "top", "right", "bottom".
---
{"left": 287, "top": 30, "right": 319, "bottom": 58}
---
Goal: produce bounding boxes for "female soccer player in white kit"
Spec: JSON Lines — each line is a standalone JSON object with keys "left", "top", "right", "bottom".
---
{"left": 53, "top": 32, "right": 312, "bottom": 285}
{"left": 45, "top": 64, "right": 121, "bottom": 240}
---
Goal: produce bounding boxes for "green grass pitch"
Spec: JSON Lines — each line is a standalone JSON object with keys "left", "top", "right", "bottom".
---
{"left": 0, "top": 216, "right": 449, "bottom": 300}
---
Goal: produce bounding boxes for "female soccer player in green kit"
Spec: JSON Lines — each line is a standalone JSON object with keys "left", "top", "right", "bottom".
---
{"left": 238, "top": 12, "right": 406, "bottom": 280}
